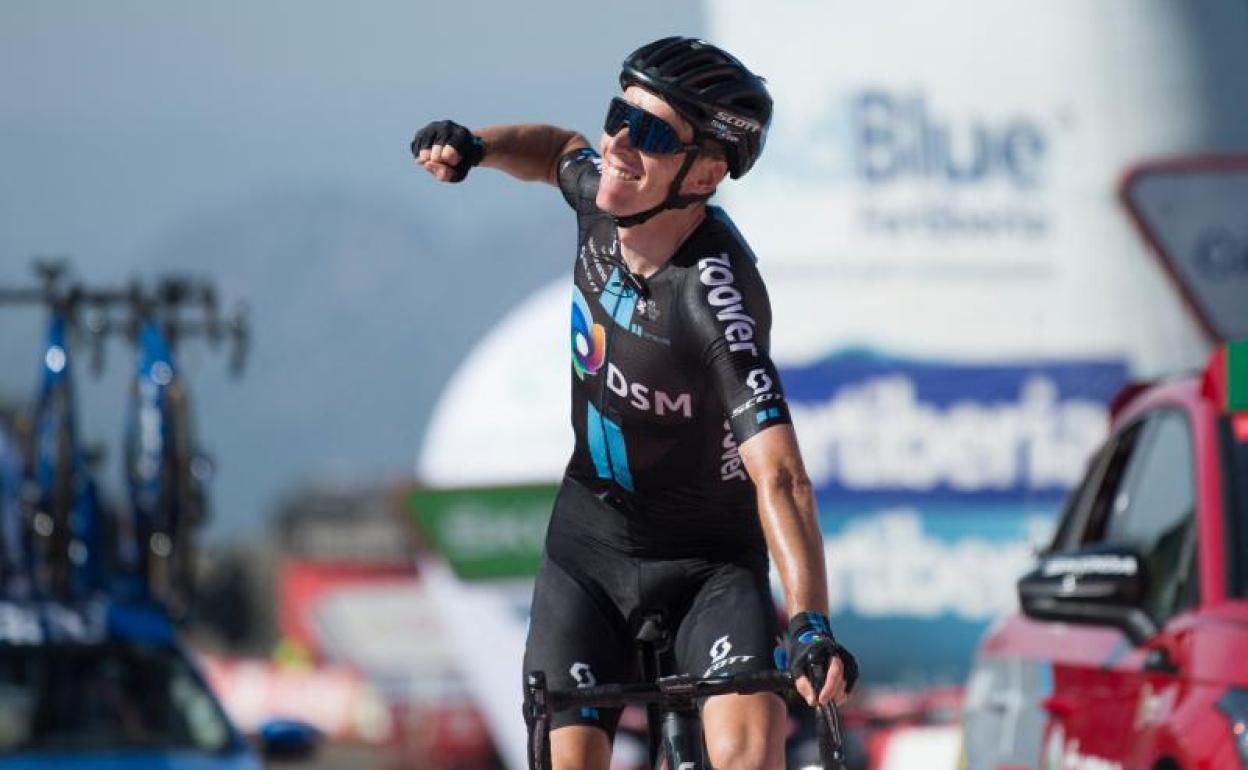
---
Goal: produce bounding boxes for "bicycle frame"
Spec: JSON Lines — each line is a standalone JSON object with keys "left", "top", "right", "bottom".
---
{"left": 22, "top": 301, "right": 104, "bottom": 599}
{"left": 121, "top": 312, "right": 210, "bottom": 621}
{"left": 121, "top": 320, "right": 177, "bottom": 582}
{"left": 117, "top": 277, "right": 243, "bottom": 617}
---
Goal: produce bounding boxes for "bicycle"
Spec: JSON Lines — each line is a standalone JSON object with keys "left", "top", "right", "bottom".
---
{"left": 97, "top": 276, "right": 248, "bottom": 617}
{"left": 0, "top": 260, "right": 110, "bottom": 601}
{"left": 523, "top": 614, "right": 847, "bottom": 770}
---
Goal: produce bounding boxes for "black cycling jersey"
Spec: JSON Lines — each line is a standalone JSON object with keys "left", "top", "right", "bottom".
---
{"left": 556, "top": 147, "right": 792, "bottom": 558}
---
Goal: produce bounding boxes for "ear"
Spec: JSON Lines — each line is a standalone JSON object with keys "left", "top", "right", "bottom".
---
{"left": 681, "top": 155, "right": 729, "bottom": 197}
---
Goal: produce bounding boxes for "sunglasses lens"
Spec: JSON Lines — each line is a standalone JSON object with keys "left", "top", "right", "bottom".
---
{"left": 604, "top": 98, "right": 685, "bottom": 154}
{"left": 604, "top": 98, "right": 630, "bottom": 136}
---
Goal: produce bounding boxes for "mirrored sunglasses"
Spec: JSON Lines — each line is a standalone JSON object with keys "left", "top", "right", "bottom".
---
{"left": 604, "top": 97, "right": 697, "bottom": 155}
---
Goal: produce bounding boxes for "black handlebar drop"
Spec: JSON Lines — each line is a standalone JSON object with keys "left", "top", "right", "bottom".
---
{"left": 524, "top": 672, "right": 553, "bottom": 770}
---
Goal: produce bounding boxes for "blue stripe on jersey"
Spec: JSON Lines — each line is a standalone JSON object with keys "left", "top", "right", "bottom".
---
{"left": 604, "top": 414, "right": 634, "bottom": 490}
{"left": 587, "top": 402, "right": 635, "bottom": 491}
{"left": 586, "top": 402, "right": 613, "bottom": 481}
{"left": 599, "top": 268, "right": 638, "bottom": 330}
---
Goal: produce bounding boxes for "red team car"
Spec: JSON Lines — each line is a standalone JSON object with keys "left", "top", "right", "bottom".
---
{"left": 960, "top": 338, "right": 1248, "bottom": 770}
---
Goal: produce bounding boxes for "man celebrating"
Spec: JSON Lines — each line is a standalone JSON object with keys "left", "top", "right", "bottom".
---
{"left": 412, "top": 37, "right": 857, "bottom": 770}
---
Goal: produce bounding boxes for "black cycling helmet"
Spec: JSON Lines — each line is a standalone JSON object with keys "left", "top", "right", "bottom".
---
{"left": 620, "top": 36, "right": 772, "bottom": 179}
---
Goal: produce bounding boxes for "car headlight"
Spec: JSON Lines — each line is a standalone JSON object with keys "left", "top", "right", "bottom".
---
{"left": 1217, "top": 688, "right": 1248, "bottom": 768}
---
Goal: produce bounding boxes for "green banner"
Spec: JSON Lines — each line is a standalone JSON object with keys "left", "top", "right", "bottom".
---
{"left": 407, "top": 484, "right": 557, "bottom": 580}
{"left": 1228, "top": 339, "right": 1248, "bottom": 412}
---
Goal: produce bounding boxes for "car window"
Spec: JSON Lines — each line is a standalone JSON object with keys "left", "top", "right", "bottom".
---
{"left": 0, "top": 642, "right": 236, "bottom": 754}
{"left": 1047, "top": 422, "right": 1146, "bottom": 552}
{"left": 1084, "top": 410, "right": 1199, "bottom": 623}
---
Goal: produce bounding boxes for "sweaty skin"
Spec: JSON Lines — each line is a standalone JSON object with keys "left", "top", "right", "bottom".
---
{"left": 739, "top": 424, "right": 846, "bottom": 706}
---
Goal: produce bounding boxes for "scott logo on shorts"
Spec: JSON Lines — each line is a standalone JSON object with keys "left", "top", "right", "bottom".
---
{"left": 570, "top": 662, "right": 600, "bottom": 721}
{"left": 570, "top": 662, "right": 597, "bottom": 687}
{"left": 704, "top": 635, "right": 754, "bottom": 677}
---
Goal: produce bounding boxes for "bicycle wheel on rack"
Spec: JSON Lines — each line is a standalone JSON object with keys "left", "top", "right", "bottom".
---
{"left": 29, "top": 389, "right": 76, "bottom": 599}
{"left": 154, "top": 380, "right": 196, "bottom": 619}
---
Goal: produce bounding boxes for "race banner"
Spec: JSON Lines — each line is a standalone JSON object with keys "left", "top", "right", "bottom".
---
{"left": 785, "top": 351, "right": 1127, "bottom": 682}
{"left": 407, "top": 484, "right": 556, "bottom": 581}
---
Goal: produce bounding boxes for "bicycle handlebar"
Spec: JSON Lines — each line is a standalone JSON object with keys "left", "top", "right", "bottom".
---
{"left": 524, "top": 668, "right": 847, "bottom": 770}
{"left": 544, "top": 670, "right": 794, "bottom": 711}
{"left": 4, "top": 262, "right": 251, "bottom": 376}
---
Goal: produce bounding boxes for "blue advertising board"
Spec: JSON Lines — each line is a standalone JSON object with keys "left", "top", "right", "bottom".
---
{"left": 781, "top": 351, "right": 1128, "bottom": 684}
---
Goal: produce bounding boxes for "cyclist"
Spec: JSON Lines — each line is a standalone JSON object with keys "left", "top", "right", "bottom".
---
{"left": 412, "top": 36, "right": 858, "bottom": 770}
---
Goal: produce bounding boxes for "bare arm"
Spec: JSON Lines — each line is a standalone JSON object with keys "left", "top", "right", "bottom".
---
{"left": 738, "top": 424, "right": 828, "bottom": 616}
{"left": 478, "top": 125, "right": 590, "bottom": 184}
{"left": 415, "top": 122, "right": 590, "bottom": 186}
{"left": 738, "top": 423, "right": 846, "bottom": 705}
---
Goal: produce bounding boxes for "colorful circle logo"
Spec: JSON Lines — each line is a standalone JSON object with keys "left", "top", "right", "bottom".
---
{"left": 572, "top": 287, "right": 606, "bottom": 379}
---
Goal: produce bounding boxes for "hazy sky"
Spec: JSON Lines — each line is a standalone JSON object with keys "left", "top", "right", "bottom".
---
{"left": 0, "top": 1, "right": 703, "bottom": 541}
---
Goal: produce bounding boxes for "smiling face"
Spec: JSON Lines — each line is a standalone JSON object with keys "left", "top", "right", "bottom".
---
{"left": 595, "top": 85, "right": 701, "bottom": 218}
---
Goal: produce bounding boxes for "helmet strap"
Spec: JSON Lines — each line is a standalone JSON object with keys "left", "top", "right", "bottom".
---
{"left": 610, "top": 148, "right": 711, "bottom": 229}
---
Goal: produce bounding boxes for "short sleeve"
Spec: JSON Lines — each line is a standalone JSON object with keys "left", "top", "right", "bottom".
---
{"left": 557, "top": 148, "right": 602, "bottom": 213}
{"left": 680, "top": 248, "right": 791, "bottom": 444}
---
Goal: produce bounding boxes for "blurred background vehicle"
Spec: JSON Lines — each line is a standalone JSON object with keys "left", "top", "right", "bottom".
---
{"left": 959, "top": 157, "right": 1248, "bottom": 770}
{"left": 962, "top": 337, "right": 1248, "bottom": 770}
{"left": 0, "top": 598, "right": 318, "bottom": 769}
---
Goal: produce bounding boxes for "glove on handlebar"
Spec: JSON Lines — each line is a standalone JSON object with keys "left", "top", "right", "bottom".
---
{"left": 783, "top": 611, "right": 859, "bottom": 695}
{"left": 410, "top": 120, "right": 485, "bottom": 183}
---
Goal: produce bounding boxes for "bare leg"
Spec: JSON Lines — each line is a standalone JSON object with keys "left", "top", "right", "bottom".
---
{"left": 550, "top": 724, "right": 613, "bottom": 770}
{"left": 702, "top": 692, "right": 786, "bottom": 770}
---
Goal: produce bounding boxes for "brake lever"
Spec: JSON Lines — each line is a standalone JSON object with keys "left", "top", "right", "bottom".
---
{"left": 524, "top": 672, "right": 552, "bottom": 770}
{"left": 809, "top": 661, "right": 847, "bottom": 770}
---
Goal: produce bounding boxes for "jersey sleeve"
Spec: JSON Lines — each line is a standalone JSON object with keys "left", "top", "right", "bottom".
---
{"left": 556, "top": 147, "right": 602, "bottom": 213}
{"left": 680, "top": 248, "right": 792, "bottom": 444}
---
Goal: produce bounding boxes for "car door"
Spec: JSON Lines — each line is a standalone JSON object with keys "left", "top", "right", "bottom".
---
{"left": 1046, "top": 407, "right": 1199, "bottom": 768}
{"left": 961, "top": 449, "right": 1114, "bottom": 770}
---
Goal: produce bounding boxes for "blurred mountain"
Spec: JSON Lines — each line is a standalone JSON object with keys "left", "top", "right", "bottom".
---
{"left": 140, "top": 183, "right": 573, "bottom": 539}
{"left": 1, "top": 182, "right": 573, "bottom": 541}
{"left": 0, "top": 0, "right": 702, "bottom": 542}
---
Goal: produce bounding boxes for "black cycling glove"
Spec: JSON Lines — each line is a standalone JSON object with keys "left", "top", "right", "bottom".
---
{"left": 783, "top": 611, "right": 859, "bottom": 694}
{"left": 410, "top": 120, "right": 485, "bottom": 183}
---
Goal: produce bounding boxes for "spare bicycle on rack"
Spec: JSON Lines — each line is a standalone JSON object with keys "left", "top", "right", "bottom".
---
{"left": 0, "top": 259, "right": 110, "bottom": 601}
{"left": 0, "top": 261, "right": 248, "bottom": 619}
{"left": 91, "top": 275, "right": 249, "bottom": 618}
